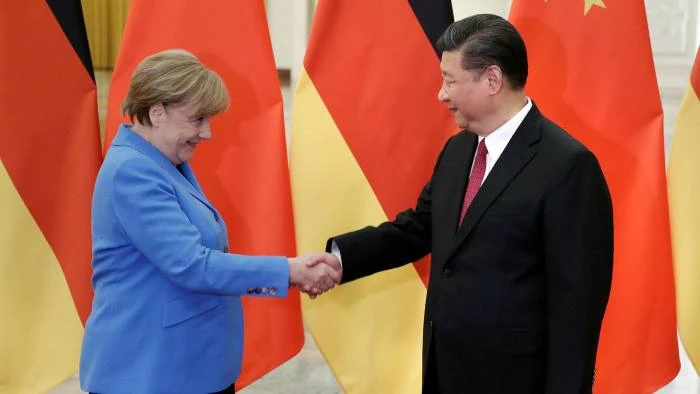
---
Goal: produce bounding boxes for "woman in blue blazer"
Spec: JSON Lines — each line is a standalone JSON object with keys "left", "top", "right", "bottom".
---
{"left": 79, "top": 49, "right": 340, "bottom": 394}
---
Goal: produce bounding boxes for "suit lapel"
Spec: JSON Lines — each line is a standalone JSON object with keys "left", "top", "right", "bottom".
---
{"left": 443, "top": 132, "right": 478, "bottom": 237}
{"left": 447, "top": 106, "right": 543, "bottom": 259}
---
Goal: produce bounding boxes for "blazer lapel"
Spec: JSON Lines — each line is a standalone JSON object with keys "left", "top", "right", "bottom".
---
{"left": 178, "top": 162, "right": 228, "bottom": 250}
{"left": 178, "top": 162, "right": 219, "bottom": 218}
{"left": 448, "top": 106, "right": 543, "bottom": 259}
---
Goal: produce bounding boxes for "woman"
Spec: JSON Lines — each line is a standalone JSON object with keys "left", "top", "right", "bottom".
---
{"left": 80, "top": 49, "right": 339, "bottom": 394}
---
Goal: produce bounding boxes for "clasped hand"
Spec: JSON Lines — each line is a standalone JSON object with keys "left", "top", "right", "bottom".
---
{"left": 289, "top": 253, "right": 342, "bottom": 299}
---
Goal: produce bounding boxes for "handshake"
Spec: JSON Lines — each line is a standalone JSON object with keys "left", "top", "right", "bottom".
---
{"left": 288, "top": 253, "right": 342, "bottom": 299}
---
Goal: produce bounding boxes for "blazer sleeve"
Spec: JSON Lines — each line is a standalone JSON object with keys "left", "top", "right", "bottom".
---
{"left": 542, "top": 149, "right": 614, "bottom": 393}
{"left": 328, "top": 137, "right": 451, "bottom": 283}
{"left": 112, "top": 157, "right": 290, "bottom": 296}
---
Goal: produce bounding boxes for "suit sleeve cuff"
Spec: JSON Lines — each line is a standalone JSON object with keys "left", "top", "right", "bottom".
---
{"left": 331, "top": 241, "right": 343, "bottom": 269}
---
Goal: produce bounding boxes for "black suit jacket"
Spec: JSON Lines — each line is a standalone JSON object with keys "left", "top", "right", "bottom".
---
{"left": 329, "top": 105, "right": 613, "bottom": 394}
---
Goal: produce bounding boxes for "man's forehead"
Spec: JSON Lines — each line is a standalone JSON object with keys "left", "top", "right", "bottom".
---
{"left": 441, "top": 51, "right": 462, "bottom": 68}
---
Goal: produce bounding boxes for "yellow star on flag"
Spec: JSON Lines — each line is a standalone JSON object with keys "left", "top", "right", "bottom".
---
{"left": 584, "top": 0, "right": 606, "bottom": 15}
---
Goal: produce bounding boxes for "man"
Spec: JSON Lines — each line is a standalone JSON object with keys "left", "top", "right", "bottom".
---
{"left": 320, "top": 14, "right": 613, "bottom": 393}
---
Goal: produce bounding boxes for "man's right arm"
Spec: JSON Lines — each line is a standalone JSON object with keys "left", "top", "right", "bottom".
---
{"left": 326, "top": 200, "right": 433, "bottom": 283}
{"left": 325, "top": 137, "right": 452, "bottom": 283}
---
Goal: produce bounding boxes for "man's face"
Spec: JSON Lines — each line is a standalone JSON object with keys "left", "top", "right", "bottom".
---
{"left": 438, "top": 50, "right": 490, "bottom": 131}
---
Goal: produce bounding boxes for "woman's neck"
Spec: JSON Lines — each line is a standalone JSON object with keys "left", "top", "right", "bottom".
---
{"left": 130, "top": 123, "right": 152, "bottom": 143}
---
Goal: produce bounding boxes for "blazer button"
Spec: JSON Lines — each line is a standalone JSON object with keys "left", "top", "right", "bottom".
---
{"left": 254, "top": 287, "right": 263, "bottom": 294}
{"left": 443, "top": 268, "right": 452, "bottom": 277}
{"left": 429, "top": 320, "right": 433, "bottom": 327}
{"left": 270, "top": 288, "right": 277, "bottom": 295}
{"left": 247, "top": 288, "right": 254, "bottom": 294}
{"left": 223, "top": 246, "right": 229, "bottom": 253}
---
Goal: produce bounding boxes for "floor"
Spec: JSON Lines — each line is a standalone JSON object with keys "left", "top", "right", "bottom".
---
{"left": 48, "top": 338, "right": 700, "bottom": 393}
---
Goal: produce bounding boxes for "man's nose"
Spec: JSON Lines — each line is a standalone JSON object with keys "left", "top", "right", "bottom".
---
{"left": 437, "top": 85, "right": 448, "bottom": 102}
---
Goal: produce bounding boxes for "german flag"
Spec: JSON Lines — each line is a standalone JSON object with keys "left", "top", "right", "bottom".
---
{"left": 103, "top": 0, "right": 303, "bottom": 388}
{"left": 290, "top": 1, "right": 454, "bottom": 392}
{"left": 0, "top": 0, "right": 101, "bottom": 392}
{"left": 509, "top": 0, "right": 679, "bottom": 391}
{"left": 669, "top": 48, "right": 700, "bottom": 375}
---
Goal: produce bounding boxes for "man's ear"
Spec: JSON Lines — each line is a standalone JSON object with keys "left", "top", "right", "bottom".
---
{"left": 484, "top": 65, "right": 504, "bottom": 94}
{"left": 149, "top": 103, "right": 165, "bottom": 127}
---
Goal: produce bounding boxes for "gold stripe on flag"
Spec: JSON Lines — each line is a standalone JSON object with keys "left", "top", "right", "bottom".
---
{"left": 0, "top": 160, "right": 84, "bottom": 393}
{"left": 669, "top": 61, "right": 700, "bottom": 374}
{"left": 291, "top": 69, "right": 426, "bottom": 394}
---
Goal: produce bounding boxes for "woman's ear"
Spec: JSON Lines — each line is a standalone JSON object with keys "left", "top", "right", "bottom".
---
{"left": 149, "top": 103, "right": 165, "bottom": 127}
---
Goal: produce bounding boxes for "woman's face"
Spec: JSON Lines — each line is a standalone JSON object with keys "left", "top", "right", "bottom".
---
{"left": 150, "top": 102, "right": 212, "bottom": 165}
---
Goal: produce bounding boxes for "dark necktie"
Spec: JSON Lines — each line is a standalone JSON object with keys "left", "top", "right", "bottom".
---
{"left": 459, "top": 139, "right": 488, "bottom": 226}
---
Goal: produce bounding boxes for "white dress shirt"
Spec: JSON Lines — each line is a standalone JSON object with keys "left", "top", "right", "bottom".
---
{"left": 472, "top": 97, "right": 532, "bottom": 184}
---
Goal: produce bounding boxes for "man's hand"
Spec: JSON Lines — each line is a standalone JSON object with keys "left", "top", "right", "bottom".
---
{"left": 288, "top": 253, "right": 342, "bottom": 298}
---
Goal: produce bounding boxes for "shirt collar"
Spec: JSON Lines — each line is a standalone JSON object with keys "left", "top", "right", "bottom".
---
{"left": 479, "top": 97, "right": 532, "bottom": 161}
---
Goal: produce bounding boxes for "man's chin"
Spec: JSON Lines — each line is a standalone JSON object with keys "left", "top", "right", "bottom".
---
{"left": 451, "top": 114, "right": 466, "bottom": 129}
{"left": 454, "top": 120, "right": 468, "bottom": 129}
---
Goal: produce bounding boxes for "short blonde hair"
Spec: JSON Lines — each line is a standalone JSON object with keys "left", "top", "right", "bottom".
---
{"left": 121, "top": 49, "right": 230, "bottom": 126}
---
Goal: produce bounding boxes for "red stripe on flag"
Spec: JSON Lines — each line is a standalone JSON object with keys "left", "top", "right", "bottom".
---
{"left": 103, "top": 0, "right": 302, "bottom": 388}
{"left": 0, "top": 0, "right": 101, "bottom": 324}
{"left": 304, "top": 0, "right": 457, "bottom": 284}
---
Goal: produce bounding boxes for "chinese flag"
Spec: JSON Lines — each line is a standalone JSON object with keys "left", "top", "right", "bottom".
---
{"left": 510, "top": 1, "right": 679, "bottom": 392}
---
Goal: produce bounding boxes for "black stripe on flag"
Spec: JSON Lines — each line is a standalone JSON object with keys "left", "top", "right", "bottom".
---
{"left": 408, "top": 0, "right": 454, "bottom": 57}
{"left": 45, "top": 0, "right": 95, "bottom": 81}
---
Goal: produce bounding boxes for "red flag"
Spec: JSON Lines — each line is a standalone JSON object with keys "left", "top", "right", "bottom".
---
{"left": 104, "top": 0, "right": 303, "bottom": 388}
{"left": 509, "top": 1, "right": 679, "bottom": 391}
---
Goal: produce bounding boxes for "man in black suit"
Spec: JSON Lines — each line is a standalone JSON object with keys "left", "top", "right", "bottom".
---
{"left": 319, "top": 14, "right": 613, "bottom": 393}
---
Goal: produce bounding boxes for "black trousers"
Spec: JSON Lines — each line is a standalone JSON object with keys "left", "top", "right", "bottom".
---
{"left": 424, "top": 335, "right": 441, "bottom": 394}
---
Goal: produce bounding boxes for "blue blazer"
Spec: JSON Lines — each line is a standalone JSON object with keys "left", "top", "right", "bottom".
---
{"left": 80, "top": 125, "right": 290, "bottom": 394}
